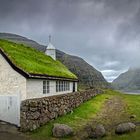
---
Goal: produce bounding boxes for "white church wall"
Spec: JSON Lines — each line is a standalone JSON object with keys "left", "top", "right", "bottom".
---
{"left": 26, "top": 79, "right": 76, "bottom": 99}
{"left": 75, "top": 82, "right": 78, "bottom": 92}
{"left": 0, "top": 54, "right": 26, "bottom": 100}
{"left": 45, "top": 49, "right": 56, "bottom": 60}
{"left": 26, "top": 79, "right": 43, "bottom": 99}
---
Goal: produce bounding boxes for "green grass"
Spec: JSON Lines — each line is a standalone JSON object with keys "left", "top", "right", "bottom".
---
{"left": 29, "top": 90, "right": 140, "bottom": 140}
{"left": 30, "top": 91, "right": 114, "bottom": 139}
{"left": 102, "top": 91, "right": 140, "bottom": 140}
{"left": 122, "top": 94, "right": 140, "bottom": 121}
{"left": 0, "top": 39, "right": 77, "bottom": 79}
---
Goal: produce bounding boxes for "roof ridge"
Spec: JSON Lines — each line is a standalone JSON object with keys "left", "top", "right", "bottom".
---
{"left": 0, "top": 48, "right": 30, "bottom": 78}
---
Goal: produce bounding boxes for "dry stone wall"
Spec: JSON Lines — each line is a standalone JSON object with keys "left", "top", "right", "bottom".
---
{"left": 20, "top": 89, "right": 102, "bottom": 131}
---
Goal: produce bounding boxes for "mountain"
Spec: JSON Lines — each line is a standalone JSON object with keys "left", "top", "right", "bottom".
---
{"left": 0, "top": 33, "right": 109, "bottom": 89}
{"left": 56, "top": 50, "right": 109, "bottom": 89}
{"left": 112, "top": 68, "right": 140, "bottom": 90}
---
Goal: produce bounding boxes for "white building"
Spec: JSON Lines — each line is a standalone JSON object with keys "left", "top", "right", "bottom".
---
{"left": 0, "top": 39, "right": 78, "bottom": 101}
{"left": 45, "top": 35, "right": 56, "bottom": 60}
{"left": 0, "top": 39, "right": 78, "bottom": 126}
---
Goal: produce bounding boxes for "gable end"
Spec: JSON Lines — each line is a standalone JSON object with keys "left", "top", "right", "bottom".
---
{"left": 0, "top": 48, "right": 78, "bottom": 82}
{"left": 0, "top": 48, "right": 30, "bottom": 78}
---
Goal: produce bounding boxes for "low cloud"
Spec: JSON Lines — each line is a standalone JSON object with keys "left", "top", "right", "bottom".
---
{"left": 0, "top": 0, "right": 140, "bottom": 82}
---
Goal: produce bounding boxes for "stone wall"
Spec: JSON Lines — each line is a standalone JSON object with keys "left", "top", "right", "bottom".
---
{"left": 20, "top": 89, "right": 102, "bottom": 131}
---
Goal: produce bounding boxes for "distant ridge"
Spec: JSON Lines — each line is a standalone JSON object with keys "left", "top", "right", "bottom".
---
{"left": 0, "top": 33, "right": 110, "bottom": 89}
{"left": 112, "top": 68, "right": 140, "bottom": 91}
{"left": 0, "top": 33, "right": 46, "bottom": 51}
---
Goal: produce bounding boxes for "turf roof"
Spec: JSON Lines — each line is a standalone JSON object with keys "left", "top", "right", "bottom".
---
{"left": 0, "top": 39, "right": 77, "bottom": 80}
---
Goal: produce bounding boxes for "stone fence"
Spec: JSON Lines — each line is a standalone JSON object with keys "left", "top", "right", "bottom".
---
{"left": 20, "top": 89, "right": 102, "bottom": 131}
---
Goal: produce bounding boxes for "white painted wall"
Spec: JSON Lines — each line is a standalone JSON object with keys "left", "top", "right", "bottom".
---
{"left": 0, "top": 53, "right": 77, "bottom": 100}
{"left": 26, "top": 79, "right": 77, "bottom": 99}
{"left": 75, "top": 82, "right": 78, "bottom": 92}
{"left": 0, "top": 54, "right": 26, "bottom": 100}
{"left": 0, "top": 52, "right": 78, "bottom": 126}
{"left": 45, "top": 49, "right": 56, "bottom": 60}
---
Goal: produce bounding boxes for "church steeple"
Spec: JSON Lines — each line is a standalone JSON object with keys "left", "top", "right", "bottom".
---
{"left": 45, "top": 35, "right": 56, "bottom": 60}
{"left": 49, "top": 35, "right": 51, "bottom": 42}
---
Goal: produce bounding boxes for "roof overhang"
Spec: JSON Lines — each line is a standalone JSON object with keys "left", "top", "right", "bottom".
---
{"left": 28, "top": 73, "right": 78, "bottom": 82}
{"left": 0, "top": 48, "right": 78, "bottom": 82}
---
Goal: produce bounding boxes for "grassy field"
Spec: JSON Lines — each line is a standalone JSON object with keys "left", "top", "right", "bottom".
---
{"left": 0, "top": 39, "right": 77, "bottom": 79}
{"left": 30, "top": 91, "right": 111, "bottom": 139}
{"left": 102, "top": 91, "right": 140, "bottom": 140}
{"left": 29, "top": 90, "right": 140, "bottom": 140}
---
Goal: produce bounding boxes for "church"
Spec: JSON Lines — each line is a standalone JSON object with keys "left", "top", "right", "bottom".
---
{"left": 0, "top": 38, "right": 78, "bottom": 126}
{"left": 0, "top": 38, "right": 78, "bottom": 100}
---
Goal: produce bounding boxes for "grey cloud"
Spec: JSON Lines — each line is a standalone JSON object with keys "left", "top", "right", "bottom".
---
{"left": 0, "top": 0, "right": 140, "bottom": 81}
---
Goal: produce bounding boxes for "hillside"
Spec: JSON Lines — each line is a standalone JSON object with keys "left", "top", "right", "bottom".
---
{"left": 0, "top": 33, "right": 109, "bottom": 89}
{"left": 112, "top": 68, "right": 140, "bottom": 90}
{"left": 57, "top": 50, "right": 109, "bottom": 88}
{"left": 0, "top": 33, "right": 45, "bottom": 51}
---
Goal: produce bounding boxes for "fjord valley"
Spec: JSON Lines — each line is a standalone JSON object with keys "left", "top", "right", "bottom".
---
{"left": 112, "top": 68, "right": 140, "bottom": 93}
{"left": 0, "top": 34, "right": 140, "bottom": 140}
{"left": 1, "top": 0, "right": 140, "bottom": 139}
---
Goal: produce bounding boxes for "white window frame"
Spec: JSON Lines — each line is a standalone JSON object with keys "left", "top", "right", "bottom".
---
{"left": 56, "top": 81, "right": 70, "bottom": 92}
{"left": 43, "top": 80, "right": 50, "bottom": 94}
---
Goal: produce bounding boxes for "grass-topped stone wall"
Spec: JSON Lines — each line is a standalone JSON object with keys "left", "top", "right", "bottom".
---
{"left": 20, "top": 89, "right": 102, "bottom": 131}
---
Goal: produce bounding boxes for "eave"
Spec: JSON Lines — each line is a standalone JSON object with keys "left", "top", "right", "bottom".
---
{"left": 0, "top": 48, "right": 78, "bottom": 82}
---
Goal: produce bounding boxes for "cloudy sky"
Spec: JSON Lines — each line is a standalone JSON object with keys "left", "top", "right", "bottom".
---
{"left": 0, "top": 0, "right": 140, "bottom": 82}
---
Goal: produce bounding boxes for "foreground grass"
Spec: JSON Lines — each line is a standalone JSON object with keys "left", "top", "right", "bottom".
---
{"left": 102, "top": 91, "right": 140, "bottom": 140}
{"left": 30, "top": 91, "right": 114, "bottom": 139}
{"left": 29, "top": 90, "right": 140, "bottom": 140}
{"left": 122, "top": 93, "right": 140, "bottom": 122}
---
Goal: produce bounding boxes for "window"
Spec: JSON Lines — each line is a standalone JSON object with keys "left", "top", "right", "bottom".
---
{"left": 59, "top": 81, "right": 61, "bottom": 91}
{"left": 64, "top": 81, "right": 66, "bottom": 91}
{"left": 56, "top": 81, "right": 70, "bottom": 92}
{"left": 43, "top": 81, "right": 50, "bottom": 94}
{"left": 62, "top": 81, "right": 64, "bottom": 91}
{"left": 68, "top": 82, "right": 70, "bottom": 90}
{"left": 56, "top": 81, "right": 58, "bottom": 92}
{"left": 66, "top": 82, "right": 67, "bottom": 91}
{"left": 46, "top": 81, "right": 50, "bottom": 93}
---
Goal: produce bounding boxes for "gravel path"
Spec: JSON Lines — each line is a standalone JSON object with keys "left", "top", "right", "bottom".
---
{"left": 74, "top": 96, "right": 129, "bottom": 139}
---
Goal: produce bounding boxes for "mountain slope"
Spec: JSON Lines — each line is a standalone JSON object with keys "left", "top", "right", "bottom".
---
{"left": 112, "top": 68, "right": 140, "bottom": 90}
{"left": 57, "top": 50, "right": 109, "bottom": 88}
{"left": 0, "top": 33, "right": 46, "bottom": 51}
{"left": 0, "top": 33, "right": 109, "bottom": 89}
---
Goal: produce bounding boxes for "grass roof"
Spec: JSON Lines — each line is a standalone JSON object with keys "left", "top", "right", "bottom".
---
{"left": 0, "top": 39, "right": 77, "bottom": 79}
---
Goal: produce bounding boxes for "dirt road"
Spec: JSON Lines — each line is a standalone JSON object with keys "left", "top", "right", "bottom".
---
{"left": 74, "top": 96, "right": 129, "bottom": 139}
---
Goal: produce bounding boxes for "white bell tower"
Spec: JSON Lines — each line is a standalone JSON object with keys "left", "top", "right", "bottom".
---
{"left": 45, "top": 35, "right": 56, "bottom": 60}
